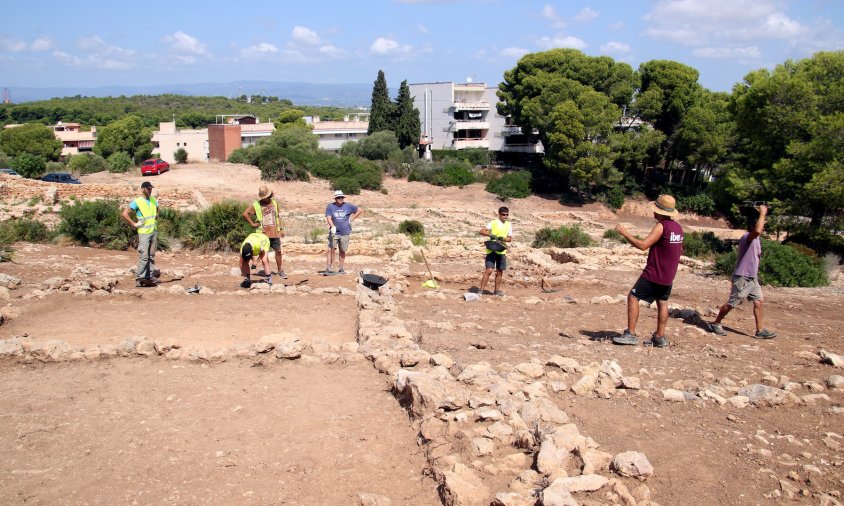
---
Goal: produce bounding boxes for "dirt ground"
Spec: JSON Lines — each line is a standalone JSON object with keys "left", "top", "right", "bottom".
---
{"left": 1, "top": 164, "right": 843, "bottom": 505}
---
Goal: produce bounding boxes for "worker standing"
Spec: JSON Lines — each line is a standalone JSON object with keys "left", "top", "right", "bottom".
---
{"left": 121, "top": 181, "right": 160, "bottom": 288}
{"left": 243, "top": 184, "right": 286, "bottom": 278}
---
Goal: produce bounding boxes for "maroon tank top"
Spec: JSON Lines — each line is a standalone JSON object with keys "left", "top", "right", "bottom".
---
{"left": 641, "top": 220, "right": 684, "bottom": 286}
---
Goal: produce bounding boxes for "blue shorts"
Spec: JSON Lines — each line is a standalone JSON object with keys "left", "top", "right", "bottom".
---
{"left": 485, "top": 253, "right": 507, "bottom": 271}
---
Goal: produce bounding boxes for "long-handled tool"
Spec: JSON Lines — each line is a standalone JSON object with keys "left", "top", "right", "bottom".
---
{"left": 420, "top": 249, "right": 438, "bottom": 289}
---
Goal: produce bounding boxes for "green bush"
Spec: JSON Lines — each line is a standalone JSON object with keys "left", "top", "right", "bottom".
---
{"left": 310, "top": 156, "right": 382, "bottom": 190}
{"left": 598, "top": 186, "right": 625, "bottom": 211}
{"left": 486, "top": 172, "right": 531, "bottom": 200}
{"left": 183, "top": 200, "right": 253, "bottom": 251}
{"left": 603, "top": 228, "right": 625, "bottom": 243}
{"left": 356, "top": 131, "right": 401, "bottom": 161}
{"left": 107, "top": 151, "right": 134, "bottom": 173}
{"left": 331, "top": 176, "right": 361, "bottom": 195}
{"left": 398, "top": 220, "right": 424, "bottom": 236}
{"left": 0, "top": 218, "right": 51, "bottom": 243}
{"left": 46, "top": 161, "right": 65, "bottom": 173}
{"left": 714, "top": 239, "right": 828, "bottom": 287}
{"left": 676, "top": 193, "right": 716, "bottom": 216}
{"left": 174, "top": 148, "right": 188, "bottom": 164}
{"left": 432, "top": 148, "right": 490, "bottom": 166}
{"left": 533, "top": 225, "right": 593, "bottom": 248}
{"left": 434, "top": 160, "right": 475, "bottom": 187}
{"left": 68, "top": 153, "right": 108, "bottom": 174}
{"left": 10, "top": 153, "right": 46, "bottom": 179}
{"left": 0, "top": 150, "right": 10, "bottom": 168}
{"left": 157, "top": 207, "right": 196, "bottom": 239}
{"left": 227, "top": 148, "right": 250, "bottom": 164}
{"left": 259, "top": 156, "right": 309, "bottom": 182}
{"left": 58, "top": 200, "right": 134, "bottom": 249}
{"left": 785, "top": 228, "right": 844, "bottom": 260}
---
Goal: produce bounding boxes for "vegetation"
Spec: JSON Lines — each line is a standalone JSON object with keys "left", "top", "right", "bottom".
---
{"left": 58, "top": 200, "right": 134, "bottom": 250}
{"left": 107, "top": 151, "right": 134, "bottom": 173}
{"left": 10, "top": 153, "right": 46, "bottom": 178}
{"left": 602, "top": 228, "right": 625, "bottom": 243}
{"left": 486, "top": 171, "right": 531, "bottom": 200}
{"left": 94, "top": 115, "right": 152, "bottom": 163}
{"left": 0, "top": 123, "right": 62, "bottom": 161}
{"left": 182, "top": 200, "right": 253, "bottom": 251}
{"left": 393, "top": 80, "right": 421, "bottom": 149}
{"left": 398, "top": 220, "right": 424, "bottom": 236}
{"left": 532, "top": 224, "right": 593, "bottom": 248}
{"left": 174, "top": 148, "right": 188, "bottom": 164}
{"left": 431, "top": 148, "right": 490, "bottom": 166}
{"left": 368, "top": 70, "right": 394, "bottom": 135}
{"left": 0, "top": 218, "right": 51, "bottom": 243}
{"left": 68, "top": 153, "right": 108, "bottom": 174}
{"left": 715, "top": 240, "right": 829, "bottom": 287}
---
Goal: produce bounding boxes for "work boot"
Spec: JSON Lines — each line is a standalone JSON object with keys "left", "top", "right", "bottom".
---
{"left": 240, "top": 279, "right": 251, "bottom": 289}
{"left": 754, "top": 329, "right": 777, "bottom": 339}
{"left": 278, "top": 271, "right": 288, "bottom": 279}
{"left": 612, "top": 329, "right": 638, "bottom": 346}
{"left": 644, "top": 333, "right": 670, "bottom": 348}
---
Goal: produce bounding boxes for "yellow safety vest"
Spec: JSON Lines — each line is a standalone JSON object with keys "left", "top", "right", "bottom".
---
{"left": 486, "top": 219, "right": 512, "bottom": 255}
{"left": 241, "top": 232, "right": 270, "bottom": 256}
{"left": 133, "top": 197, "right": 158, "bottom": 234}
{"left": 252, "top": 199, "right": 281, "bottom": 234}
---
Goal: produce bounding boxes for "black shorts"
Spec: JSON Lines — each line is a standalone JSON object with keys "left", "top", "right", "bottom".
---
{"left": 630, "top": 276, "right": 672, "bottom": 304}
{"left": 269, "top": 238, "right": 281, "bottom": 251}
{"left": 485, "top": 252, "right": 507, "bottom": 271}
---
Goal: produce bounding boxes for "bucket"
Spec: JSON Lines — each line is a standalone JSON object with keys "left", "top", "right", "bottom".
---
{"left": 360, "top": 271, "right": 388, "bottom": 290}
{"left": 484, "top": 240, "right": 507, "bottom": 253}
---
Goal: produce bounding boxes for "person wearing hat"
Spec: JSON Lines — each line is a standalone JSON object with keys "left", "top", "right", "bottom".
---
{"left": 611, "top": 194, "right": 684, "bottom": 348}
{"left": 239, "top": 232, "right": 272, "bottom": 288}
{"left": 121, "top": 181, "right": 160, "bottom": 288}
{"left": 324, "top": 190, "right": 363, "bottom": 274}
{"left": 242, "top": 184, "right": 286, "bottom": 278}
{"left": 709, "top": 205, "right": 777, "bottom": 339}
{"left": 479, "top": 206, "right": 513, "bottom": 296}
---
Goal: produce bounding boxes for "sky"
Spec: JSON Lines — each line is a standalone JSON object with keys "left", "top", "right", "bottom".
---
{"left": 2, "top": 0, "right": 843, "bottom": 96}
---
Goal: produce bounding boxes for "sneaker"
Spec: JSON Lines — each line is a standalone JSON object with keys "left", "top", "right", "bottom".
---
{"left": 136, "top": 278, "right": 156, "bottom": 287}
{"left": 754, "top": 329, "right": 777, "bottom": 339}
{"left": 493, "top": 290, "right": 504, "bottom": 297}
{"left": 240, "top": 279, "right": 251, "bottom": 289}
{"left": 150, "top": 276, "right": 161, "bottom": 285}
{"left": 709, "top": 322, "right": 727, "bottom": 336}
{"left": 338, "top": 267, "right": 346, "bottom": 274}
{"left": 278, "top": 271, "right": 288, "bottom": 279}
{"left": 644, "top": 333, "right": 670, "bottom": 348}
{"left": 612, "top": 329, "right": 638, "bottom": 346}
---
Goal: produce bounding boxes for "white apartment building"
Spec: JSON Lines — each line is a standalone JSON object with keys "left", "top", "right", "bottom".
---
{"left": 152, "top": 122, "right": 209, "bottom": 164}
{"left": 408, "top": 81, "right": 543, "bottom": 156}
{"left": 305, "top": 114, "right": 369, "bottom": 152}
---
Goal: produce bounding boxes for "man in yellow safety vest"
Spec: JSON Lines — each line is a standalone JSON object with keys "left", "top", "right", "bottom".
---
{"left": 479, "top": 206, "right": 513, "bottom": 296}
{"left": 239, "top": 232, "right": 272, "bottom": 288}
{"left": 242, "top": 184, "right": 286, "bottom": 278}
{"left": 121, "top": 181, "right": 160, "bottom": 288}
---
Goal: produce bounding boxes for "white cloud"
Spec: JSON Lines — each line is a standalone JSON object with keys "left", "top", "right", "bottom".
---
{"left": 163, "top": 31, "right": 208, "bottom": 55}
{"left": 319, "top": 45, "right": 347, "bottom": 57}
{"left": 77, "top": 35, "right": 104, "bottom": 50}
{"left": 30, "top": 37, "right": 53, "bottom": 51}
{"left": 536, "top": 35, "right": 587, "bottom": 50}
{"left": 500, "top": 47, "right": 529, "bottom": 59}
{"left": 573, "top": 7, "right": 598, "bottom": 23}
{"left": 609, "top": 21, "right": 625, "bottom": 31}
{"left": 241, "top": 42, "right": 279, "bottom": 58}
{"left": 0, "top": 38, "right": 27, "bottom": 52}
{"left": 693, "top": 45, "right": 760, "bottom": 59}
{"left": 369, "top": 37, "right": 413, "bottom": 56}
{"left": 292, "top": 26, "right": 322, "bottom": 46}
{"left": 417, "top": 23, "right": 429, "bottom": 34}
{"left": 600, "top": 41, "right": 631, "bottom": 54}
{"left": 541, "top": 4, "right": 566, "bottom": 28}
{"left": 52, "top": 49, "right": 133, "bottom": 70}
{"left": 643, "top": 28, "right": 705, "bottom": 46}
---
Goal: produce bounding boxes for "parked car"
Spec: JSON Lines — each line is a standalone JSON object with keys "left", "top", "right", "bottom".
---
{"left": 0, "top": 168, "right": 20, "bottom": 176}
{"left": 41, "top": 173, "right": 82, "bottom": 184}
{"left": 141, "top": 158, "right": 170, "bottom": 176}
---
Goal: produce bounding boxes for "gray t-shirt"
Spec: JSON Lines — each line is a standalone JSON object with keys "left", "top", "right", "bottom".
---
{"left": 325, "top": 202, "right": 359, "bottom": 236}
{"left": 734, "top": 232, "right": 761, "bottom": 278}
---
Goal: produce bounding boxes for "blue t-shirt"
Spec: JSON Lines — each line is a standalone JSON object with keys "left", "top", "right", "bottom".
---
{"left": 325, "top": 202, "right": 359, "bottom": 236}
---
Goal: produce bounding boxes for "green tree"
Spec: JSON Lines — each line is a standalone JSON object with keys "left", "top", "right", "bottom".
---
{"left": 106, "top": 151, "right": 134, "bottom": 173}
{"left": 368, "top": 70, "right": 394, "bottom": 134}
{"left": 393, "top": 80, "right": 420, "bottom": 149}
{"left": 174, "top": 147, "right": 188, "bottom": 164}
{"left": 634, "top": 60, "right": 702, "bottom": 138}
{"left": 356, "top": 130, "right": 401, "bottom": 160}
{"left": 94, "top": 114, "right": 153, "bottom": 163}
{"left": 274, "top": 109, "right": 308, "bottom": 129}
{"left": 0, "top": 123, "right": 62, "bottom": 160}
{"left": 671, "top": 91, "right": 732, "bottom": 184}
{"left": 10, "top": 153, "right": 46, "bottom": 178}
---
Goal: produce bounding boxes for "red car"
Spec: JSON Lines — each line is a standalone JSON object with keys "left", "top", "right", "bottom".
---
{"left": 141, "top": 158, "right": 170, "bottom": 176}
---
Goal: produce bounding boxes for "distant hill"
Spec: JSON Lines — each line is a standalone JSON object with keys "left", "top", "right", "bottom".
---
{"left": 4, "top": 81, "right": 372, "bottom": 107}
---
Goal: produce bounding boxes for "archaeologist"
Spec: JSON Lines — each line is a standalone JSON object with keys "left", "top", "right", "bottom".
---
{"left": 612, "top": 194, "right": 684, "bottom": 348}
{"left": 242, "top": 184, "right": 286, "bottom": 278}
{"left": 239, "top": 231, "right": 272, "bottom": 288}
{"left": 709, "top": 205, "right": 777, "bottom": 339}
{"left": 479, "top": 206, "right": 513, "bottom": 296}
{"left": 324, "top": 190, "right": 363, "bottom": 274}
{"left": 121, "top": 181, "right": 160, "bottom": 288}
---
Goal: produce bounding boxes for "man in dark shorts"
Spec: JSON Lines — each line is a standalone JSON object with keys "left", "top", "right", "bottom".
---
{"left": 242, "top": 184, "right": 286, "bottom": 278}
{"left": 612, "top": 194, "right": 684, "bottom": 347}
{"left": 479, "top": 206, "right": 512, "bottom": 296}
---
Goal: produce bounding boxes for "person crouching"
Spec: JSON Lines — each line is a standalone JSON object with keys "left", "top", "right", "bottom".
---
{"left": 239, "top": 232, "right": 272, "bottom": 288}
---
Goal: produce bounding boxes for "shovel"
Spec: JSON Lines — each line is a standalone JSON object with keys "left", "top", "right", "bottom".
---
{"left": 420, "top": 249, "right": 439, "bottom": 289}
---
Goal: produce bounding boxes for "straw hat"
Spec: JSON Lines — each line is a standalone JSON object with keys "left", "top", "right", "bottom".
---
{"left": 258, "top": 185, "right": 273, "bottom": 199}
{"left": 648, "top": 194, "right": 679, "bottom": 217}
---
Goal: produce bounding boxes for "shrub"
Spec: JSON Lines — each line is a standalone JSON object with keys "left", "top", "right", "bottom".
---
{"left": 0, "top": 218, "right": 51, "bottom": 243}
{"left": 58, "top": 200, "right": 134, "bottom": 249}
{"left": 0, "top": 150, "right": 10, "bottom": 167}
{"left": 68, "top": 153, "right": 108, "bottom": 175}
{"left": 174, "top": 148, "right": 188, "bottom": 164}
{"left": 332, "top": 176, "right": 362, "bottom": 195}
{"left": 107, "top": 151, "right": 134, "bottom": 173}
{"left": 46, "top": 161, "right": 65, "bottom": 173}
{"left": 486, "top": 172, "right": 531, "bottom": 200}
{"left": 676, "top": 193, "right": 716, "bottom": 216}
{"left": 310, "top": 156, "right": 382, "bottom": 190}
{"left": 10, "top": 153, "right": 46, "bottom": 179}
{"left": 785, "top": 228, "right": 844, "bottom": 259}
{"left": 434, "top": 160, "right": 475, "bottom": 187}
{"left": 598, "top": 186, "right": 625, "bottom": 211}
{"left": 183, "top": 200, "right": 253, "bottom": 251}
{"left": 157, "top": 207, "right": 196, "bottom": 239}
{"left": 398, "top": 220, "right": 424, "bottom": 236}
{"left": 682, "top": 231, "right": 729, "bottom": 259}
{"left": 356, "top": 131, "right": 401, "bottom": 161}
{"left": 532, "top": 225, "right": 593, "bottom": 248}
{"left": 603, "top": 228, "right": 625, "bottom": 243}
{"left": 714, "top": 239, "right": 828, "bottom": 287}
{"left": 227, "top": 148, "right": 250, "bottom": 164}
{"left": 259, "top": 156, "right": 309, "bottom": 182}
{"left": 432, "top": 148, "right": 490, "bottom": 166}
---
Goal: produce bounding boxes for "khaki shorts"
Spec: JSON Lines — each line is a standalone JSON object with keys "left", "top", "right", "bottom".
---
{"left": 328, "top": 234, "right": 350, "bottom": 253}
{"left": 727, "top": 275, "right": 763, "bottom": 307}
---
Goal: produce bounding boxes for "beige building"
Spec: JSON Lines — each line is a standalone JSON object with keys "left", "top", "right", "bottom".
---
{"left": 152, "top": 122, "right": 209, "bottom": 164}
{"left": 306, "top": 115, "right": 369, "bottom": 152}
{"left": 51, "top": 122, "right": 97, "bottom": 157}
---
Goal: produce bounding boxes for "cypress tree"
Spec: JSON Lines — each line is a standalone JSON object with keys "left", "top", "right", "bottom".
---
{"left": 393, "top": 80, "right": 421, "bottom": 149}
{"left": 367, "top": 70, "right": 394, "bottom": 135}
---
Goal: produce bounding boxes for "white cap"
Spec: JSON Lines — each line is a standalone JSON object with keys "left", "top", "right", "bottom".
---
{"left": 333, "top": 190, "right": 345, "bottom": 198}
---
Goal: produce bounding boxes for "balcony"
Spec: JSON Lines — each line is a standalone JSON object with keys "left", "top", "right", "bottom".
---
{"left": 453, "top": 120, "right": 490, "bottom": 130}
{"left": 452, "top": 138, "right": 488, "bottom": 149}
{"left": 453, "top": 101, "right": 489, "bottom": 111}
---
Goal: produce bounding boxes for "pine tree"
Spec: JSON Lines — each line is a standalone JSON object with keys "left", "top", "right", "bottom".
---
{"left": 393, "top": 80, "right": 421, "bottom": 149}
{"left": 368, "top": 70, "right": 394, "bottom": 135}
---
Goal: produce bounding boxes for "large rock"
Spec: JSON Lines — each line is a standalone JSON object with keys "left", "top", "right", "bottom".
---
{"left": 395, "top": 370, "right": 470, "bottom": 417}
{"left": 611, "top": 451, "right": 654, "bottom": 478}
{"left": 275, "top": 338, "right": 305, "bottom": 359}
{"left": 579, "top": 448, "right": 613, "bottom": 474}
{"left": 820, "top": 350, "right": 844, "bottom": 368}
{"left": 547, "top": 474, "right": 609, "bottom": 493}
{"left": 571, "top": 374, "right": 597, "bottom": 396}
{"left": 547, "top": 355, "right": 580, "bottom": 373}
{"left": 540, "top": 484, "right": 578, "bottom": 506}
{"left": 514, "top": 362, "right": 545, "bottom": 379}
{"left": 826, "top": 375, "right": 844, "bottom": 389}
{"left": 737, "top": 384, "right": 802, "bottom": 407}
{"left": 492, "top": 492, "right": 534, "bottom": 506}
{"left": 536, "top": 440, "right": 571, "bottom": 477}
{"left": 441, "top": 463, "right": 489, "bottom": 506}
{"left": 0, "top": 338, "right": 24, "bottom": 357}
{"left": 28, "top": 340, "right": 72, "bottom": 362}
